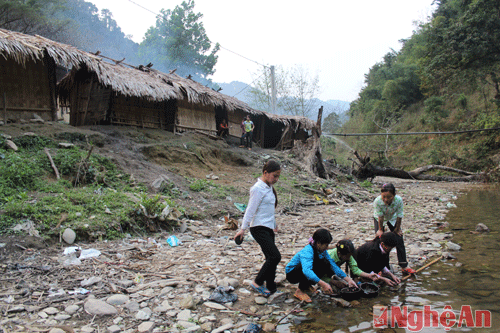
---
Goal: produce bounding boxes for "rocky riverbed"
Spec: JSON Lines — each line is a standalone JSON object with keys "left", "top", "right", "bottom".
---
{"left": 0, "top": 177, "right": 467, "bottom": 333}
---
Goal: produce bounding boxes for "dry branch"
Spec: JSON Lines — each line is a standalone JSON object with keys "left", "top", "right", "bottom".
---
{"left": 44, "top": 148, "right": 60, "bottom": 179}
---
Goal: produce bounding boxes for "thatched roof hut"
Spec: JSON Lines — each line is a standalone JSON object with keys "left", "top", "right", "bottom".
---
{"left": 0, "top": 28, "right": 101, "bottom": 122}
{"left": 58, "top": 55, "right": 315, "bottom": 149}
{"left": 0, "top": 28, "right": 315, "bottom": 149}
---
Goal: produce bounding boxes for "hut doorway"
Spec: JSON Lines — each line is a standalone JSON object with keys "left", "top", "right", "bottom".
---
{"left": 214, "top": 106, "right": 228, "bottom": 137}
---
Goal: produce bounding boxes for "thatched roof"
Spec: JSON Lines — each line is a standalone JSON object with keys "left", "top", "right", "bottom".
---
{"left": 0, "top": 28, "right": 315, "bottom": 130}
{"left": 0, "top": 28, "right": 100, "bottom": 70}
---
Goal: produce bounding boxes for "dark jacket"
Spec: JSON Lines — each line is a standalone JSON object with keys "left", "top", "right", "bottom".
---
{"left": 354, "top": 239, "right": 390, "bottom": 274}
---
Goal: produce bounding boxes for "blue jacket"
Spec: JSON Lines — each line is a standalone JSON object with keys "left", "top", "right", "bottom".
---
{"left": 285, "top": 244, "right": 346, "bottom": 283}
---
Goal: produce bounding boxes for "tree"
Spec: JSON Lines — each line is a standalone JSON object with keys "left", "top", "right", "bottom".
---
{"left": 247, "top": 65, "right": 289, "bottom": 113}
{"left": 0, "top": 0, "right": 66, "bottom": 37}
{"left": 139, "top": 0, "right": 220, "bottom": 81}
{"left": 282, "top": 65, "right": 320, "bottom": 118}
{"left": 248, "top": 64, "right": 321, "bottom": 118}
{"left": 55, "top": 0, "right": 140, "bottom": 64}
{"left": 323, "top": 111, "right": 342, "bottom": 134}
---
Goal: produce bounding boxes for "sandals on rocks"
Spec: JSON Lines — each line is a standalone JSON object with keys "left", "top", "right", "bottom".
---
{"left": 294, "top": 289, "right": 312, "bottom": 303}
{"left": 251, "top": 283, "right": 270, "bottom": 297}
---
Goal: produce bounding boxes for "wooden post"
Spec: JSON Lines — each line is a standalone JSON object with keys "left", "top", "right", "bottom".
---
{"left": 3, "top": 92, "right": 6, "bottom": 123}
{"left": 43, "top": 55, "right": 58, "bottom": 121}
{"left": 81, "top": 79, "right": 93, "bottom": 126}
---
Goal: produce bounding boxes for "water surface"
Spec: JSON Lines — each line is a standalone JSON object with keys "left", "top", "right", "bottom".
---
{"left": 290, "top": 187, "right": 499, "bottom": 332}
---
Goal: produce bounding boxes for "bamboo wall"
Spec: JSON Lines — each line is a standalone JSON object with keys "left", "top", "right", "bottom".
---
{"left": 0, "top": 57, "right": 52, "bottom": 121}
{"left": 111, "top": 95, "right": 172, "bottom": 129}
{"left": 227, "top": 109, "right": 246, "bottom": 137}
{"left": 69, "top": 77, "right": 111, "bottom": 126}
{"left": 176, "top": 99, "right": 216, "bottom": 133}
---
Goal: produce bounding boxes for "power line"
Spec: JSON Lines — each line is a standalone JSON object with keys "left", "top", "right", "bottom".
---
{"left": 125, "top": 0, "right": 159, "bottom": 17}
{"left": 124, "top": 0, "right": 267, "bottom": 68}
{"left": 232, "top": 69, "right": 268, "bottom": 98}
{"left": 324, "top": 127, "right": 500, "bottom": 137}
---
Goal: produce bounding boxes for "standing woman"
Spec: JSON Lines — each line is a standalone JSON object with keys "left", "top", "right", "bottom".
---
{"left": 373, "top": 183, "right": 416, "bottom": 275}
{"left": 234, "top": 160, "right": 281, "bottom": 296}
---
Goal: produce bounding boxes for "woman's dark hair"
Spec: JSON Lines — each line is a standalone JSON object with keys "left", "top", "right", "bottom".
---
{"left": 381, "top": 183, "right": 396, "bottom": 195}
{"left": 312, "top": 228, "right": 333, "bottom": 245}
{"left": 379, "top": 232, "right": 398, "bottom": 247}
{"left": 263, "top": 160, "right": 281, "bottom": 174}
{"left": 336, "top": 239, "right": 355, "bottom": 255}
{"left": 263, "top": 160, "right": 281, "bottom": 207}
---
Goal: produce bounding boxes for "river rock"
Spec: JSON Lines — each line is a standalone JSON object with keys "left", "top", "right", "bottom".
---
{"left": 107, "top": 325, "right": 121, "bottom": 333}
{"left": 48, "top": 329, "right": 66, "bottom": 333}
{"left": 200, "top": 322, "right": 213, "bottom": 332}
{"left": 135, "top": 307, "right": 152, "bottom": 320}
{"left": 81, "top": 276, "right": 102, "bottom": 287}
{"left": 43, "top": 307, "right": 59, "bottom": 315}
{"left": 84, "top": 299, "right": 118, "bottom": 316}
{"left": 446, "top": 241, "right": 461, "bottom": 251}
{"left": 176, "top": 309, "right": 192, "bottom": 321}
{"left": 107, "top": 294, "right": 130, "bottom": 305}
{"left": 203, "top": 301, "right": 226, "bottom": 310}
{"left": 124, "top": 301, "right": 140, "bottom": 312}
{"left": 65, "top": 304, "right": 79, "bottom": 314}
{"left": 254, "top": 296, "right": 267, "bottom": 305}
{"left": 179, "top": 294, "right": 195, "bottom": 309}
{"left": 138, "top": 321, "right": 155, "bottom": 332}
{"left": 5, "top": 140, "right": 18, "bottom": 151}
{"left": 262, "top": 323, "right": 276, "bottom": 332}
{"left": 212, "top": 323, "right": 233, "bottom": 333}
{"left": 268, "top": 291, "right": 288, "bottom": 304}
{"left": 475, "top": 223, "right": 490, "bottom": 232}
{"left": 62, "top": 228, "right": 76, "bottom": 244}
{"left": 54, "top": 314, "right": 71, "bottom": 321}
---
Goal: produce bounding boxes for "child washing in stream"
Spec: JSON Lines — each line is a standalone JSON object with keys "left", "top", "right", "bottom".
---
{"left": 327, "top": 239, "right": 379, "bottom": 290}
{"left": 285, "top": 228, "right": 358, "bottom": 303}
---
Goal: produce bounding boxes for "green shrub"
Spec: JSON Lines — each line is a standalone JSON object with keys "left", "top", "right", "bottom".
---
{"left": 12, "top": 135, "right": 57, "bottom": 151}
{"left": 189, "top": 178, "right": 212, "bottom": 192}
{"left": 139, "top": 193, "right": 166, "bottom": 216}
{"left": 360, "top": 180, "right": 373, "bottom": 188}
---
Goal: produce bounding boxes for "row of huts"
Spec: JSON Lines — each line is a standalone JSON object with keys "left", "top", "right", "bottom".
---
{"left": 0, "top": 28, "right": 316, "bottom": 149}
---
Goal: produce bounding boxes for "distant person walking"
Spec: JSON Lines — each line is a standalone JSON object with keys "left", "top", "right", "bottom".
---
{"left": 234, "top": 160, "right": 281, "bottom": 296}
{"left": 243, "top": 115, "right": 254, "bottom": 150}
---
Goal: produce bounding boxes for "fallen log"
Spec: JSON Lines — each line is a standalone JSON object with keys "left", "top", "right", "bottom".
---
{"left": 350, "top": 151, "right": 485, "bottom": 182}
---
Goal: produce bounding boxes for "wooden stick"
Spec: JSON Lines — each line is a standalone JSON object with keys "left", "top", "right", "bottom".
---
{"left": 276, "top": 301, "right": 304, "bottom": 324}
{"left": 44, "top": 148, "right": 60, "bottom": 179}
{"left": 402, "top": 255, "right": 444, "bottom": 281}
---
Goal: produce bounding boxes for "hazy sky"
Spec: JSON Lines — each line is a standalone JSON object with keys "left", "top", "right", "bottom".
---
{"left": 89, "top": 0, "right": 436, "bottom": 102}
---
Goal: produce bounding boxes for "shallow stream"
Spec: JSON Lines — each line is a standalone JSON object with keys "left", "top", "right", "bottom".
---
{"left": 289, "top": 186, "right": 499, "bottom": 332}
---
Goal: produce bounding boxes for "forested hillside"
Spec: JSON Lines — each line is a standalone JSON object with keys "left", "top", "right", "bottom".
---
{"left": 342, "top": 0, "right": 500, "bottom": 176}
{"left": 0, "top": 0, "right": 219, "bottom": 86}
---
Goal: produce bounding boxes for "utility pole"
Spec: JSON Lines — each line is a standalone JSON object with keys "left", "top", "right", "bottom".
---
{"left": 270, "top": 65, "right": 277, "bottom": 114}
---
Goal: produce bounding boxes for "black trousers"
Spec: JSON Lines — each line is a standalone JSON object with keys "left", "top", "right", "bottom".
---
{"left": 286, "top": 257, "right": 335, "bottom": 291}
{"left": 250, "top": 226, "right": 281, "bottom": 292}
{"left": 244, "top": 131, "right": 253, "bottom": 148}
{"left": 373, "top": 218, "right": 408, "bottom": 268}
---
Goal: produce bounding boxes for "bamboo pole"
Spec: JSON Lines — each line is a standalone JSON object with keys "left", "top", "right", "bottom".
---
{"left": 402, "top": 255, "right": 444, "bottom": 281}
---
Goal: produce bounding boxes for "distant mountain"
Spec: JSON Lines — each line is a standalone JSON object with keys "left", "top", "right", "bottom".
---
{"left": 216, "top": 81, "right": 350, "bottom": 123}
